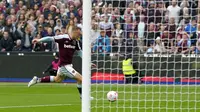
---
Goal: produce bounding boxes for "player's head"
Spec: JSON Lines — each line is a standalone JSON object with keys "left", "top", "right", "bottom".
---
{"left": 71, "top": 27, "right": 81, "bottom": 40}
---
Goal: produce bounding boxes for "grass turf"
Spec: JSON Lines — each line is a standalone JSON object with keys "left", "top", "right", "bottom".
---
{"left": 0, "top": 83, "right": 199, "bottom": 112}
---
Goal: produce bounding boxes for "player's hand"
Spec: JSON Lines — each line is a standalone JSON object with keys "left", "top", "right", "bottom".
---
{"left": 32, "top": 39, "right": 40, "bottom": 44}
{"left": 42, "top": 72, "right": 45, "bottom": 75}
{"left": 91, "top": 63, "right": 97, "bottom": 68}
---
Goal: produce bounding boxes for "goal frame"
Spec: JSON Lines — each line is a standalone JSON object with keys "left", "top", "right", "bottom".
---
{"left": 82, "top": 0, "right": 92, "bottom": 112}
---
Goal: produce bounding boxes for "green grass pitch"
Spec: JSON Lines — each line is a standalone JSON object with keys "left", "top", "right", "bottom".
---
{"left": 0, "top": 83, "right": 199, "bottom": 112}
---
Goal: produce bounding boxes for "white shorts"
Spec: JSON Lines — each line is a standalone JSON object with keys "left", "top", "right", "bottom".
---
{"left": 57, "top": 64, "right": 78, "bottom": 78}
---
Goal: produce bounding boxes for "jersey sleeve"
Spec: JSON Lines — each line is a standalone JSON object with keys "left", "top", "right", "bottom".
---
{"left": 54, "top": 34, "right": 70, "bottom": 43}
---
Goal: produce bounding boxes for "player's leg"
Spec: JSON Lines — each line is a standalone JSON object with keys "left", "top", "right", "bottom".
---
{"left": 73, "top": 72, "right": 82, "bottom": 96}
{"left": 64, "top": 65, "right": 93, "bottom": 99}
{"left": 63, "top": 65, "right": 82, "bottom": 96}
{"left": 37, "top": 74, "right": 64, "bottom": 83}
{"left": 73, "top": 72, "right": 94, "bottom": 100}
{"left": 28, "top": 68, "right": 64, "bottom": 87}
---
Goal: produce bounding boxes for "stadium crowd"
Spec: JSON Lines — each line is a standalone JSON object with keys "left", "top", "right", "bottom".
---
{"left": 0, "top": 0, "right": 199, "bottom": 54}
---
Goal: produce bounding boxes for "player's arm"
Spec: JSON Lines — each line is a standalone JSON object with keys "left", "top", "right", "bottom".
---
{"left": 32, "top": 36, "right": 54, "bottom": 44}
{"left": 32, "top": 35, "right": 68, "bottom": 44}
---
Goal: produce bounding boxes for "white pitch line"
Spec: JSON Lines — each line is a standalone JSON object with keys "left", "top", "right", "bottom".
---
{"left": 0, "top": 104, "right": 72, "bottom": 109}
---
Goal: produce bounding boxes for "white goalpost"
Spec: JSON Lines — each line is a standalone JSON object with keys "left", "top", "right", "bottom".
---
{"left": 82, "top": 0, "right": 92, "bottom": 112}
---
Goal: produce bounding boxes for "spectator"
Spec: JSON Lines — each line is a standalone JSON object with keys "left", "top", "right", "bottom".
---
{"left": 9, "top": 8, "right": 16, "bottom": 16}
{"left": 121, "top": 32, "right": 138, "bottom": 54}
{"left": 134, "top": 5, "right": 146, "bottom": 22}
{"left": 185, "top": 18, "right": 197, "bottom": 45}
{"left": 127, "top": 2, "right": 135, "bottom": 15}
{"left": 157, "top": 24, "right": 166, "bottom": 37}
{"left": 0, "top": 22, "right": 4, "bottom": 37}
{"left": 176, "top": 26, "right": 185, "bottom": 38}
{"left": 11, "top": 15, "right": 17, "bottom": 26}
{"left": 123, "top": 7, "right": 136, "bottom": 23}
{"left": 0, "top": 13, "right": 5, "bottom": 24}
{"left": 146, "top": 22, "right": 156, "bottom": 46}
{"left": 91, "top": 21, "right": 100, "bottom": 46}
{"left": 74, "top": 17, "right": 79, "bottom": 26}
{"left": 69, "top": 12, "right": 76, "bottom": 20}
{"left": 185, "top": 18, "right": 197, "bottom": 34}
{"left": 146, "top": 1, "right": 155, "bottom": 23}
{"left": 61, "top": 26, "right": 66, "bottom": 34}
{"left": 179, "top": 14, "right": 190, "bottom": 27}
{"left": 67, "top": 5, "right": 78, "bottom": 18}
{"left": 188, "top": 0, "right": 198, "bottom": 16}
{"left": 49, "top": 20, "right": 55, "bottom": 30}
{"left": 111, "top": 7, "right": 121, "bottom": 23}
{"left": 153, "top": 37, "right": 166, "bottom": 53}
{"left": 92, "top": 30, "right": 111, "bottom": 54}
{"left": 12, "top": 39, "right": 22, "bottom": 51}
{"left": 8, "top": 0, "right": 17, "bottom": 9}
{"left": 167, "top": 0, "right": 181, "bottom": 24}
{"left": 161, "top": 30, "right": 173, "bottom": 49}
{"left": 39, "top": 1, "right": 46, "bottom": 13}
{"left": 32, "top": 33, "right": 44, "bottom": 52}
{"left": 176, "top": 32, "right": 191, "bottom": 54}
{"left": 0, "top": 31, "right": 13, "bottom": 51}
{"left": 61, "top": 14, "right": 68, "bottom": 27}
{"left": 30, "top": 0, "right": 41, "bottom": 9}
{"left": 99, "top": 16, "right": 114, "bottom": 37}
{"left": 66, "top": 19, "right": 75, "bottom": 36}
{"left": 46, "top": 14, "right": 53, "bottom": 23}
{"left": 182, "top": 7, "right": 190, "bottom": 17}
{"left": 111, "top": 36, "right": 119, "bottom": 53}
{"left": 137, "top": 14, "right": 146, "bottom": 52}
{"left": 146, "top": 41, "right": 154, "bottom": 53}
{"left": 4, "top": 18, "right": 16, "bottom": 41}
{"left": 18, "top": 24, "right": 35, "bottom": 51}
{"left": 192, "top": 38, "right": 200, "bottom": 54}
{"left": 107, "top": 4, "right": 113, "bottom": 15}
{"left": 35, "top": 10, "right": 42, "bottom": 19}
{"left": 44, "top": 27, "right": 54, "bottom": 51}
{"left": 123, "top": 17, "right": 133, "bottom": 38}
{"left": 155, "top": 1, "right": 166, "bottom": 24}
{"left": 27, "top": 14, "right": 37, "bottom": 27}
{"left": 180, "top": 0, "right": 189, "bottom": 9}
{"left": 93, "top": 5, "right": 100, "bottom": 17}
{"left": 166, "top": 17, "right": 177, "bottom": 40}
{"left": 0, "top": 2, "right": 6, "bottom": 13}
{"left": 113, "top": 23, "right": 123, "bottom": 38}
{"left": 36, "top": 17, "right": 45, "bottom": 28}
{"left": 54, "top": 19, "right": 63, "bottom": 33}
{"left": 100, "top": 7, "right": 111, "bottom": 21}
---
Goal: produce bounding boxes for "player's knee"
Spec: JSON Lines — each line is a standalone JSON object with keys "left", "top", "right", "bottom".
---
{"left": 55, "top": 79, "right": 62, "bottom": 83}
{"left": 77, "top": 77, "right": 82, "bottom": 82}
{"left": 74, "top": 73, "right": 82, "bottom": 82}
{"left": 54, "top": 76, "right": 63, "bottom": 83}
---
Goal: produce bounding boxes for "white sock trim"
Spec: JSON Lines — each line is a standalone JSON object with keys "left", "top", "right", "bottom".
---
{"left": 50, "top": 76, "right": 55, "bottom": 82}
{"left": 77, "top": 84, "right": 82, "bottom": 88}
{"left": 37, "top": 78, "right": 41, "bottom": 83}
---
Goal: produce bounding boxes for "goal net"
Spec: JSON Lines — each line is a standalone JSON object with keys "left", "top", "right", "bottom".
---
{"left": 86, "top": 0, "right": 200, "bottom": 112}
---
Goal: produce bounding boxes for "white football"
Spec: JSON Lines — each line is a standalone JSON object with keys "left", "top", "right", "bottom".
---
{"left": 107, "top": 91, "right": 118, "bottom": 102}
